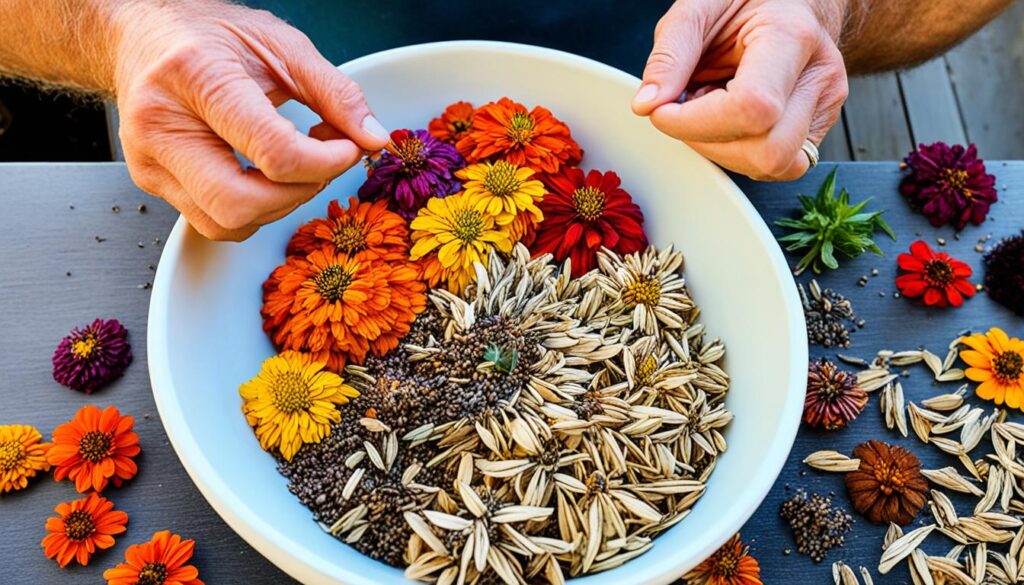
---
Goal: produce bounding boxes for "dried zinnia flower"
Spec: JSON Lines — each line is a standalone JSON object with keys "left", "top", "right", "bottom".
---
{"left": 239, "top": 351, "right": 358, "bottom": 461}
{"left": 52, "top": 318, "right": 132, "bottom": 393}
{"left": 845, "top": 440, "right": 928, "bottom": 525}
{"left": 896, "top": 240, "right": 975, "bottom": 308}
{"left": 960, "top": 327, "right": 1024, "bottom": 410}
{"left": 286, "top": 198, "right": 410, "bottom": 262}
{"left": 428, "top": 100, "right": 475, "bottom": 144}
{"left": 456, "top": 160, "right": 546, "bottom": 241}
{"left": 0, "top": 424, "right": 50, "bottom": 493}
{"left": 684, "top": 533, "right": 762, "bottom": 585}
{"left": 456, "top": 97, "right": 582, "bottom": 174}
{"left": 41, "top": 492, "right": 127, "bottom": 567}
{"left": 409, "top": 190, "right": 514, "bottom": 294}
{"left": 804, "top": 358, "right": 867, "bottom": 430}
{"left": 103, "top": 530, "right": 204, "bottom": 585}
{"left": 594, "top": 246, "right": 694, "bottom": 335}
{"left": 262, "top": 250, "right": 426, "bottom": 371}
{"left": 358, "top": 128, "right": 464, "bottom": 219}
{"left": 531, "top": 167, "right": 647, "bottom": 277}
{"left": 47, "top": 404, "right": 140, "bottom": 493}
{"left": 900, "top": 142, "right": 997, "bottom": 230}
{"left": 983, "top": 230, "right": 1024, "bottom": 316}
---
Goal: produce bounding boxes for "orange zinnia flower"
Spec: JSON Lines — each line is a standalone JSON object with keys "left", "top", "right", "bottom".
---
{"left": 47, "top": 405, "right": 140, "bottom": 493}
{"left": 961, "top": 327, "right": 1024, "bottom": 410}
{"left": 41, "top": 492, "right": 128, "bottom": 567}
{"left": 262, "top": 250, "right": 426, "bottom": 371}
{"left": 0, "top": 424, "right": 50, "bottom": 493}
{"left": 428, "top": 101, "right": 475, "bottom": 144}
{"left": 286, "top": 197, "right": 411, "bottom": 261}
{"left": 684, "top": 534, "right": 762, "bottom": 585}
{"left": 103, "top": 530, "right": 204, "bottom": 585}
{"left": 456, "top": 97, "right": 582, "bottom": 174}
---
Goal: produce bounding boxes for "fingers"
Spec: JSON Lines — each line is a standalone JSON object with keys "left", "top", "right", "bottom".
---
{"left": 648, "top": 22, "right": 819, "bottom": 143}
{"left": 632, "top": 1, "right": 713, "bottom": 116}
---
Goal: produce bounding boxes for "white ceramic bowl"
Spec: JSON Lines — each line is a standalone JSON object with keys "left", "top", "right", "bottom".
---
{"left": 149, "top": 41, "right": 806, "bottom": 585}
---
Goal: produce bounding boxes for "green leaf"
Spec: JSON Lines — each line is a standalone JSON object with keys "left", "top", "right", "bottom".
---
{"left": 484, "top": 343, "right": 518, "bottom": 374}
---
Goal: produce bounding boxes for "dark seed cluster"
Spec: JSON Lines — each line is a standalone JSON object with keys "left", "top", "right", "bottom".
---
{"left": 779, "top": 489, "right": 854, "bottom": 563}
{"left": 799, "top": 282, "right": 858, "bottom": 348}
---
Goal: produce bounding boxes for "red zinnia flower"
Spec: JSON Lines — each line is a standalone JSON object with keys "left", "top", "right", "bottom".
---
{"left": 47, "top": 405, "right": 140, "bottom": 493}
{"left": 895, "top": 240, "right": 975, "bottom": 308}
{"left": 530, "top": 167, "right": 647, "bottom": 277}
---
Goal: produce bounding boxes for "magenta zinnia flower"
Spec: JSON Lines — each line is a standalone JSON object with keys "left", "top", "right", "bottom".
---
{"left": 52, "top": 319, "right": 132, "bottom": 393}
{"left": 358, "top": 128, "right": 464, "bottom": 219}
{"left": 899, "top": 142, "right": 997, "bottom": 230}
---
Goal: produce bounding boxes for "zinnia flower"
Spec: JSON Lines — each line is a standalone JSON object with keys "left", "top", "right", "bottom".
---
{"left": 531, "top": 167, "right": 647, "bottom": 277}
{"left": 803, "top": 358, "right": 867, "bottom": 430}
{"left": 52, "top": 318, "right": 132, "bottom": 393}
{"left": 899, "top": 142, "right": 997, "bottom": 230}
{"left": 47, "top": 405, "right": 140, "bottom": 493}
{"left": 358, "top": 128, "right": 464, "bottom": 219}
{"left": 983, "top": 231, "right": 1024, "bottom": 316}
{"left": 262, "top": 250, "right": 426, "bottom": 370}
{"left": 456, "top": 160, "right": 545, "bottom": 241}
{"left": 286, "top": 198, "right": 411, "bottom": 262}
{"left": 409, "top": 190, "right": 514, "bottom": 294}
{"left": 960, "top": 327, "right": 1024, "bottom": 410}
{"left": 41, "top": 492, "right": 127, "bottom": 567}
{"left": 103, "top": 530, "right": 204, "bottom": 585}
{"left": 895, "top": 240, "right": 975, "bottom": 308}
{"left": 456, "top": 97, "right": 582, "bottom": 174}
{"left": 239, "top": 351, "right": 358, "bottom": 461}
{"left": 845, "top": 440, "right": 928, "bottom": 525}
{"left": 0, "top": 424, "right": 50, "bottom": 493}
{"left": 684, "top": 534, "right": 762, "bottom": 585}
{"left": 428, "top": 101, "right": 475, "bottom": 144}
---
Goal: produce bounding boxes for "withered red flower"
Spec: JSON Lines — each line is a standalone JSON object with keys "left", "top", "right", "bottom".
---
{"left": 803, "top": 358, "right": 867, "bottom": 430}
{"left": 983, "top": 230, "right": 1024, "bottom": 316}
{"left": 896, "top": 240, "right": 975, "bottom": 308}
{"left": 845, "top": 440, "right": 928, "bottom": 525}
{"left": 899, "top": 142, "right": 997, "bottom": 230}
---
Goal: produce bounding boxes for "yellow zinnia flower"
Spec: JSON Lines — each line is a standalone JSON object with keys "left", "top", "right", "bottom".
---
{"left": 0, "top": 424, "right": 50, "bottom": 493}
{"left": 960, "top": 327, "right": 1024, "bottom": 410}
{"left": 457, "top": 160, "right": 545, "bottom": 241}
{"left": 239, "top": 351, "right": 358, "bottom": 461}
{"left": 410, "top": 191, "right": 513, "bottom": 294}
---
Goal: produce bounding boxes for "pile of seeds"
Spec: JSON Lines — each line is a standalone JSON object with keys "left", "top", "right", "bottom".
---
{"left": 282, "top": 244, "right": 732, "bottom": 583}
{"left": 779, "top": 489, "right": 854, "bottom": 562}
{"left": 799, "top": 279, "right": 858, "bottom": 348}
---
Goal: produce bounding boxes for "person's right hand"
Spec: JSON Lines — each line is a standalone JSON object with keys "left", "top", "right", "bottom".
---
{"left": 112, "top": 1, "right": 389, "bottom": 241}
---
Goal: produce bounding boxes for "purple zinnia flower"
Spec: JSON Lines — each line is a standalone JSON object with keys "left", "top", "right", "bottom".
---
{"left": 358, "top": 128, "right": 464, "bottom": 219}
{"left": 984, "top": 230, "right": 1024, "bottom": 316}
{"left": 52, "top": 318, "right": 132, "bottom": 393}
{"left": 899, "top": 142, "right": 997, "bottom": 230}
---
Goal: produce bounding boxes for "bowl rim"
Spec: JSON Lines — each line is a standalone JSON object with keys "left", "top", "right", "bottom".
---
{"left": 148, "top": 39, "right": 807, "bottom": 585}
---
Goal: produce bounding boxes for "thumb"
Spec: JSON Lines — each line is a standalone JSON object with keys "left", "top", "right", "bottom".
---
{"left": 632, "top": 2, "right": 714, "bottom": 116}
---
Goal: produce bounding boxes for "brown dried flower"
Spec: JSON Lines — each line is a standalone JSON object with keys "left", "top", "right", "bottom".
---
{"left": 845, "top": 440, "right": 928, "bottom": 525}
{"left": 803, "top": 358, "right": 867, "bottom": 430}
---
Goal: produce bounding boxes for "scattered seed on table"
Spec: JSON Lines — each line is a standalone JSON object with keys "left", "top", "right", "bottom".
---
{"left": 975, "top": 244, "right": 985, "bottom": 253}
{"left": 112, "top": 205, "right": 120, "bottom": 213}
{"left": 937, "top": 238, "right": 946, "bottom": 246}
{"left": 95, "top": 236, "right": 106, "bottom": 243}
{"left": 893, "top": 292, "right": 901, "bottom": 299}
{"left": 879, "top": 291, "right": 885, "bottom": 298}
{"left": 871, "top": 268, "right": 879, "bottom": 276}
{"left": 65, "top": 271, "right": 71, "bottom": 277}
{"left": 137, "top": 242, "right": 145, "bottom": 248}
{"left": 138, "top": 204, "right": 147, "bottom": 213}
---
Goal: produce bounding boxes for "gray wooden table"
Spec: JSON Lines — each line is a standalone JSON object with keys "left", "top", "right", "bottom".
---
{"left": 0, "top": 162, "right": 1021, "bottom": 584}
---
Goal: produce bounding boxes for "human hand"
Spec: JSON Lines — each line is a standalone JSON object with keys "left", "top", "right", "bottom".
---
{"left": 111, "top": 1, "right": 389, "bottom": 241}
{"left": 632, "top": 0, "right": 850, "bottom": 181}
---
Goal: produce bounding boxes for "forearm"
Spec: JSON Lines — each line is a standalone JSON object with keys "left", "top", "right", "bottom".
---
{"left": 839, "top": 0, "right": 1015, "bottom": 73}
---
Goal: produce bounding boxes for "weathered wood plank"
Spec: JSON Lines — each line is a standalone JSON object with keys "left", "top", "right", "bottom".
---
{"left": 898, "top": 57, "right": 968, "bottom": 146}
{"left": 818, "top": 109, "right": 853, "bottom": 161}
{"left": 945, "top": 1, "right": 1024, "bottom": 158}
{"left": 843, "top": 73, "right": 914, "bottom": 160}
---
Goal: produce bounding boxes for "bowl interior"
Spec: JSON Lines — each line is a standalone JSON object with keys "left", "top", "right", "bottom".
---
{"left": 148, "top": 41, "right": 806, "bottom": 585}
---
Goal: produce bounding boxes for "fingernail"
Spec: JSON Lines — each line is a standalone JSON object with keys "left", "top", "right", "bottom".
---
{"left": 634, "top": 83, "right": 659, "bottom": 105}
{"left": 361, "top": 115, "right": 389, "bottom": 142}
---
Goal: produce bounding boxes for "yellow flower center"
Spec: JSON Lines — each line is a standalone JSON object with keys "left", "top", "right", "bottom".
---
{"left": 624, "top": 275, "right": 662, "bottom": 308}
{"left": 272, "top": 371, "right": 313, "bottom": 414}
{"left": 872, "top": 460, "right": 906, "bottom": 495}
{"left": 924, "top": 259, "right": 955, "bottom": 286}
{"left": 79, "top": 431, "right": 113, "bottom": 463}
{"left": 63, "top": 509, "right": 96, "bottom": 541}
{"left": 994, "top": 350, "right": 1024, "bottom": 383}
{"left": 507, "top": 112, "right": 535, "bottom": 144}
{"left": 314, "top": 265, "right": 354, "bottom": 303}
{"left": 137, "top": 562, "right": 168, "bottom": 585}
{"left": 572, "top": 186, "right": 606, "bottom": 221}
{"left": 0, "top": 439, "right": 25, "bottom": 471}
{"left": 393, "top": 136, "right": 426, "bottom": 168}
{"left": 713, "top": 549, "right": 740, "bottom": 577}
{"left": 71, "top": 334, "right": 99, "bottom": 360}
{"left": 636, "top": 355, "right": 658, "bottom": 386}
{"left": 943, "top": 168, "right": 973, "bottom": 198}
{"left": 452, "top": 209, "right": 484, "bottom": 243}
{"left": 483, "top": 161, "right": 523, "bottom": 198}
{"left": 332, "top": 221, "right": 367, "bottom": 254}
